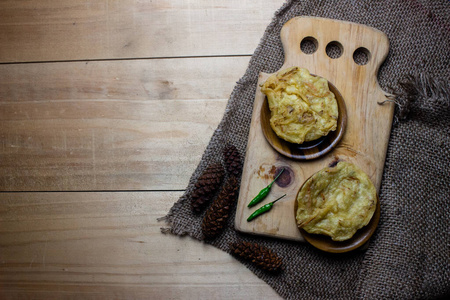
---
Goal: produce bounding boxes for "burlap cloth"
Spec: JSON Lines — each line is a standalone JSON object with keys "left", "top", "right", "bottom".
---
{"left": 160, "top": 0, "right": 449, "bottom": 299}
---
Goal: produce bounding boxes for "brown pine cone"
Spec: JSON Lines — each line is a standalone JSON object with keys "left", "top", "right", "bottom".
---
{"left": 201, "top": 176, "right": 239, "bottom": 239}
{"left": 223, "top": 145, "right": 242, "bottom": 177}
{"left": 230, "top": 241, "right": 283, "bottom": 272}
{"left": 191, "top": 163, "right": 225, "bottom": 213}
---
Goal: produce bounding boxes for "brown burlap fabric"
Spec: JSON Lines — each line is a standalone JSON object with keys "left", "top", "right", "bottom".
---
{"left": 161, "top": 0, "right": 450, "bottom": 299}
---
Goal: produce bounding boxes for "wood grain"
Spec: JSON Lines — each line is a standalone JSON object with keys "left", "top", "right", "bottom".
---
{"left": 0, "top": 57, "right": 251, "bottom": 191}
{"left": 0, "top": 191, "right": 281, "bottom": 299}
{"left": 0, "top": 0, "right": 283, "bottom": 63}
{"left": 235, "top": 17, "right": 394, "bottom": 241}
{"left": 0, "top": 0, "right": 288, "bottom": 297}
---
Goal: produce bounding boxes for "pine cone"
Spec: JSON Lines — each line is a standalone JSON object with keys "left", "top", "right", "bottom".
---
{"left": 201, "top": 176, "right": 239, "bottom": 239}
{"left": 230, "top": 241, "right": 283, "bottom": 272}
{"left": 191, "top": 163, "right": 224, "bottom": 213}
{"left": 223, "top": 145, "right": 242, "bottom": 177}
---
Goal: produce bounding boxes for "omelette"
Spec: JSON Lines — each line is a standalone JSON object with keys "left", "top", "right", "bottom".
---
{"left": 296, "top": 162, "right": 377, "bottom": 241}
{"left": 261, "top": 67, "right": 338, "bottom": 144}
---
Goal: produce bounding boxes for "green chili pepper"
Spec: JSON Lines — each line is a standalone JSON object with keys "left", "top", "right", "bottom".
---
{"left": 247, "top": 194, "right": 286, "bottom": 222}
{"left": 247, "top": 168, "right": 285, "bottom": 208}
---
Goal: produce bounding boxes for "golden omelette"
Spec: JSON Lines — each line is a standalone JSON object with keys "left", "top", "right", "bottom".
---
{"left": 296, "top": 162, "right": 377, "bottom": 241}
{"left": 261, "top": 67, "right": 338, "bottom": 144}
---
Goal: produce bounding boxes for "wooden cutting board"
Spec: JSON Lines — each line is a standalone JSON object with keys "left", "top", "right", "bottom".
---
{"left": 235, "top": 17, "right": 394, "bottom": 241}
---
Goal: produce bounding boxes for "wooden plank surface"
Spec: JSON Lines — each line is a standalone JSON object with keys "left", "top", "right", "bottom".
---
{"left": 0, "top": 192, "right": 281, "bottom": 299}
{"left": 0, "top": 57, "right": 250, "bottom": 191}
{"left": 0, "top": 0, "right": 286, "bottom": 298}
{"left": 0, "top": 0, "right": 283, "bottom": 63}
{"left": 235, "top": 17, "right": 394, "bottom": 241}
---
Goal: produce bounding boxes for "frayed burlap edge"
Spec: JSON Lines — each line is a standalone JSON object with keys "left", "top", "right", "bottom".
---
{"left": 382, "top": 74, "right": 450, "bottom": 122}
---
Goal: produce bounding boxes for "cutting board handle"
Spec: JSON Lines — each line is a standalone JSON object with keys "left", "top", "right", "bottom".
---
{"left": 279, "top": 16, "right": 389, "bottom": 96}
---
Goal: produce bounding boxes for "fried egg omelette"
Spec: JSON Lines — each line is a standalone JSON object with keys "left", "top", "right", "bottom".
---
{"left": 261, "top": 67, "right": 338, "bottom": 144}
{"left": 296, "top": 162, "right": 377, "bottom": 241}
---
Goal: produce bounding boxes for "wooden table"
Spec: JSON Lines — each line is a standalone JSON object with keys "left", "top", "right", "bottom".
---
{"left": 0, "top": 1, "right": 285, "bottom": 298}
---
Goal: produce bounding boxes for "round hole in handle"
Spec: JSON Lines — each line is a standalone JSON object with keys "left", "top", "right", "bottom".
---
{"left": 300, "top": 36, "right": 318, "bottom": 54}
{"left": 353, "top": 47, "right": 371, "bottom": 65}
{"left": 325, "top": 41, "right": 343, "bottom": 59}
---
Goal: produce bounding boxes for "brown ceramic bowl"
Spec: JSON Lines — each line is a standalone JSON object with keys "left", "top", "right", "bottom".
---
{"left": 260, "top": 79, "right": 347, "bottom": 160}
{"left": 294, "top": 185, "right": 380, "bottom": 253}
